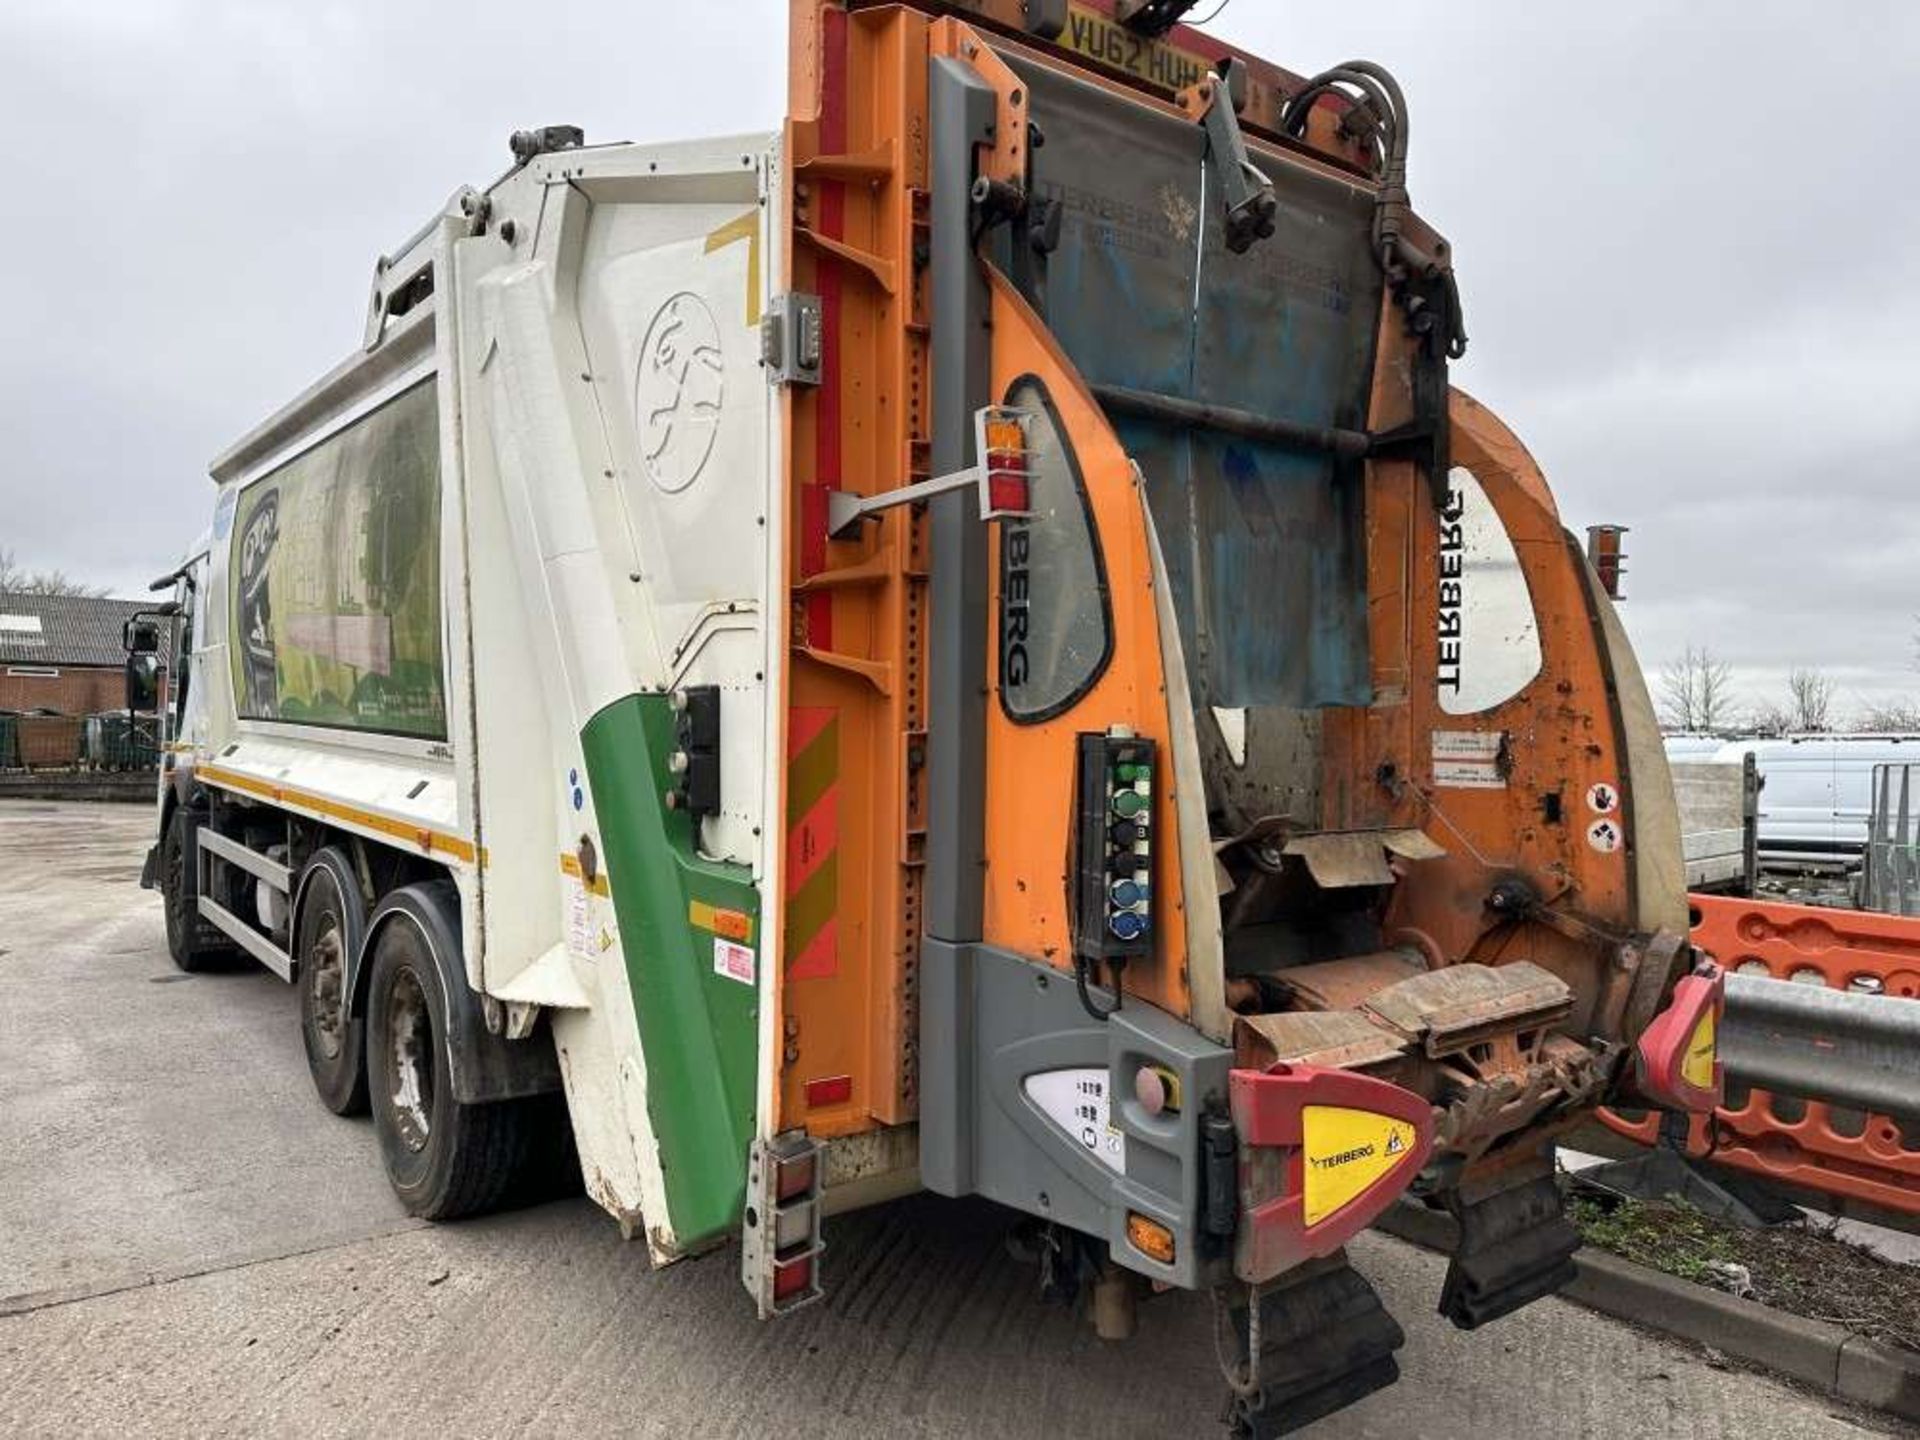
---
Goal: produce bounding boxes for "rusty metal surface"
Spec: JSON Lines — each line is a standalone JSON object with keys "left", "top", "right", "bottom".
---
{"left": 1284, "top": 831, "right": 1396, "bottom": 888}
{"left": 1275, "top": 948, "right": 1425, "bottom": 1011}
{"left": 1362, "top": 961, "right": 1573, "bottom": 1056}
{"left": 1233, "top": 1008, "right": 1407, "bottom": 1071}
{"left": 1008, "top": 54, "right": 1381, "bottom": 711}
{"left": 1282, "top": 826, "right": 1447, "bottom": 889}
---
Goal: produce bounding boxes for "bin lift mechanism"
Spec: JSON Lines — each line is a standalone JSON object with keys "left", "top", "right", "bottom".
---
{"left": 827, "top": 406, "right": 1034, "bottom": 538}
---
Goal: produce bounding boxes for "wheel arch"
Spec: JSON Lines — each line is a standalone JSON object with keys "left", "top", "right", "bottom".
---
{"left": 356, "top": 878, "right": 561, "bottom": 1105}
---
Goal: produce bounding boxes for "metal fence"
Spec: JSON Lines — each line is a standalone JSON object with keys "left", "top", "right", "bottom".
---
{"left": 0, "top": 712, "right": 158, "bottom": 773}
{"left": 1862, "top": 763, "right": 1919, "bottom": 917}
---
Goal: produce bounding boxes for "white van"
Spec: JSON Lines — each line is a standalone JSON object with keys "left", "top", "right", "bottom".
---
{"left": 1712, "top": 735, "right": 1920, "bottom": 868}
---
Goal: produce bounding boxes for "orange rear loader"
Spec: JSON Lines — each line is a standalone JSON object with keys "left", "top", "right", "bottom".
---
{"left": 760, "top": 3, "right": 1722, "bottom": 1432}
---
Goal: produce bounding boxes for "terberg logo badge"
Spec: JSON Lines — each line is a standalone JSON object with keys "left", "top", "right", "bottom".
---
{"left": 1309, "top": 1143, "right": 1375, "bottom": 1171}
{"left": 1435, "top": 473, "right": 1466, "bottom": 698}
{"left": 1300, "top": 1105, "right": 1419, "bottom": 1226}
{"left": 1001, "top": 523, "right": 1032, "bottom": 692}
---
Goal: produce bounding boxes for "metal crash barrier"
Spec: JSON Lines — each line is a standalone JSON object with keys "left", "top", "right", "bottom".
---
{"left": 1600, "top": 893, "right": 1920, "bottom": 1217}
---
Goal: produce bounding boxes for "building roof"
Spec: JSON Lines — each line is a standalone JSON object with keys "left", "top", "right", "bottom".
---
{"left": 0, "top": 593, "right": 149, "bottom": 668}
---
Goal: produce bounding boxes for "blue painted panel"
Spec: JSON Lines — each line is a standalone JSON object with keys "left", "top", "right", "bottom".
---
{"left": 1015, "top": 57, "right": 1381, "bottom": 710}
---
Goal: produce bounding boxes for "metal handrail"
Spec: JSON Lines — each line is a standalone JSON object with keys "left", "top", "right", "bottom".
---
{"left": 1722, "top": 971, "right": 1919, "bottom": 1119}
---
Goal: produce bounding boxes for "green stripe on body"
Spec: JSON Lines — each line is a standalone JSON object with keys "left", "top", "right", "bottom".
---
{"left": 580, "top": 693, "right": 760, "bottom": 1251}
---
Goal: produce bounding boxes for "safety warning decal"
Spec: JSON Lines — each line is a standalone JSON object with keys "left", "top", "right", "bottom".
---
{"left": 1586, "top": 817, "right": 1623, "bottom": 854}
{"left": 1300, "top": 1104, "right": 1420, "bottom": 1227}
{"left": 1431, "top": 729, "right": 1507, "bottom": 789}
{"left": 1024, "top": 1068, "right": 1126, "bottom": 1174}
{"left": 1586, "top": 781, "right": 1619, "bottom": 814}
{"left": 713, "top": 937, "right": 756, "bottom": 987}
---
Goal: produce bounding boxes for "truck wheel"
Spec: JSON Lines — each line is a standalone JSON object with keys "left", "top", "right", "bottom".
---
{"left": 366, "top": 898, "right": 538, "bottom": 1219}
{"left": 296, "top": 850, "right": 369, "bottom": 1116}
{"left": 160, "top": 806, "right": 228, "bottom": 972}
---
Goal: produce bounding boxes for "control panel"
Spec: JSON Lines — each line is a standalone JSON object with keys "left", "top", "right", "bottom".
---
{"left": 1072, "top": 730, "right": 1157, "bottom": 967}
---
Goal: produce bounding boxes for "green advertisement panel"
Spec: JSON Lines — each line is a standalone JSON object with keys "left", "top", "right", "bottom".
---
{"left": 228, "top": 379, "right": 446, "bottom": 739}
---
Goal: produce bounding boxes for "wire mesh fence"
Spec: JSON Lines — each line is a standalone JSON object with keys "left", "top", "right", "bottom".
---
{"left": 1862, "top": 763, "right": 1919, "bottom": 917}
{"left": 0, "top": 712, "right": 158, "bottom": 772}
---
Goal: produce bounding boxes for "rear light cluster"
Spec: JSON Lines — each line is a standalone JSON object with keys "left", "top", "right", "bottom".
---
{"left": 742, "top": 1133, "right": 826, "bottom": 1317}
{"left": 981, "top": 413, "right": 1032, "bottom": 518}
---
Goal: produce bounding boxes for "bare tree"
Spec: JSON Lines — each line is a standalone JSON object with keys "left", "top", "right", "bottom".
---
{"left": 1747, "top": 699, "right": 1793, "bottom": 736}
{"left": 1854, "top": 698, "right": 1920, "bottom": 733}
{"left": 1786, "top": 667, "right": 1834, "bottom": 733}
{"left": 1657, "top": 645, "right": 1736, "bottom": 733}
{"left": 0, "top": 548, "right": 108, "bottom": 598}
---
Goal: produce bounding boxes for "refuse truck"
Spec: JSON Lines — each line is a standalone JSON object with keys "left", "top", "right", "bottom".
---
{"left": 132, "top": 2, "right": 1726, "bottom": 1431}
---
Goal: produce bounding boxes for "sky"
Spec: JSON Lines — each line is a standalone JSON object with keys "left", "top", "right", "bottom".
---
{"left": 2, "top": 1, "right": 1916, "bottom": 720}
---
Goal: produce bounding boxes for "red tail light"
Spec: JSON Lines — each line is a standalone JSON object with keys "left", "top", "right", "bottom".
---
{"left": 772, "top": 1252, "right": 814, "bottom": 1303}
{"left": 987, "top": 468, "right": 1029, "bottom": 514}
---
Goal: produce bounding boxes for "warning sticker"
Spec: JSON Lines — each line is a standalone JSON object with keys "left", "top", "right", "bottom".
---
{"left": 1586, "top": 781, "right": 1619, "bottom": 814}
{"left": 713, "top": 937, "right": 756, "bottom": 987}
{"left": 1301, "top": 1104, "right": 1419, "bottom": 1227}
{"left": 565, "top": 885, "right": 594, "bottom": 960}
{"left": 1586, "top": 817, "right": 1623, "bottom": 854}
{"left": 1431, "top": 729, "right": 1507, "bottom": 789}
{"left": 1023, "top": 1068, "right": 1127, "bottom": 1174}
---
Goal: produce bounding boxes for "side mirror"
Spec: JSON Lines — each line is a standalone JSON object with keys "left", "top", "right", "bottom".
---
{"left": 125, "top": 653, "right": 161, "bottom": 714}
{"left": 125, "top": 619, "right": 163, "bottom": 655}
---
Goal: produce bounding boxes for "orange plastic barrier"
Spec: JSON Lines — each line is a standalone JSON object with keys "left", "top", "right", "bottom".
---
{"left": 1598, "top": 893, "right": 1920, "bottom": 1216}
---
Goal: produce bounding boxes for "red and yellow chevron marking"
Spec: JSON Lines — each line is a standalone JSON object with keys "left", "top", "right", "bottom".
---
{"left": 784, "top": 707, "right": 839, "bottom": 981}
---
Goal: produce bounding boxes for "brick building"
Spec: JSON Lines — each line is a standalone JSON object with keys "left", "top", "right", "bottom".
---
{"left": 0, "top": 592, "right": 150, "bottom": 714}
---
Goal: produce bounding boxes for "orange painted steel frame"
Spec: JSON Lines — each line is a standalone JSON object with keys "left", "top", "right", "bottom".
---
{"left": 780, "top": 1, "right": 934, "bottom": 1137}
{"left": 777, "top": 1, "right": 1684, "bottom": 1142}
{"left": 1601, "top": 895, "right": 1920, "bottom": 1217}
{"left": 1345, "top": 389, "right": 1690, "bottom": 1042}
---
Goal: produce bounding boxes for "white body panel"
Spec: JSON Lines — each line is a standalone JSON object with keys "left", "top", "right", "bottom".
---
{"left": 164, "top": 134, "right": 785, "bottom": 1257}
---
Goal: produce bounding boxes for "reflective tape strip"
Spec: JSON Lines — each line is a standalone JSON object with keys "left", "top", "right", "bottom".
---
{"left": 197, "top": 763, "right": 479, "bottom": 865}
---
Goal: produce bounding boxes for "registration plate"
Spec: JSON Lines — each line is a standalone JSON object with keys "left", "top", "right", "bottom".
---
{"left": 1057, "top": 4, "right": 1211, "bottom": 93}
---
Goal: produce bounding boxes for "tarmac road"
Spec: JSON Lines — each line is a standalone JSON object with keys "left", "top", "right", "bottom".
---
{"left": 0, "top": 799, "right": 1902, "bottom": 1438}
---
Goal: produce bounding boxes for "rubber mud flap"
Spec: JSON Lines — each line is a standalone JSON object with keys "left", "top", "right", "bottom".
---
{"left": 1225, "top": 1251, "right": 1405, "bottom": 1437}
{"left": 1437, "top": 1174, "right": 1581, "bottom": 1329}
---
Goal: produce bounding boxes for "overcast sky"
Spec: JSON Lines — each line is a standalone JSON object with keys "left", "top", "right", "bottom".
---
{"left": 3, "top": 2, "right": 1916, "bottom": 719}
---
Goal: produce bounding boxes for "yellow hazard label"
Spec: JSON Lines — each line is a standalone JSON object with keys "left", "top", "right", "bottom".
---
{"left": 1681, "top": 1009, "right": 1716, "bottom": 1091}
{"left": 1301, "top": 1104, "right": 1416, "bottom": 1227}
{"left": 689, "top": 898, "right": 754, "bottom": 944}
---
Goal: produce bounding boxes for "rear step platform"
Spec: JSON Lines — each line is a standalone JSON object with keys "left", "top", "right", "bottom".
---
{"left": 1222, "top": 1251, "right": 1405, "bottom": 1438}
{"left": 1437, "top": 1172, "right": 1582, "bottom": 1329}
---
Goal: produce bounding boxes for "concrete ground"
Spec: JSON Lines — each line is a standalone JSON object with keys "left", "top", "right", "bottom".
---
{"left": 0, "top": 800, "right": 1904, "bottom": 1438}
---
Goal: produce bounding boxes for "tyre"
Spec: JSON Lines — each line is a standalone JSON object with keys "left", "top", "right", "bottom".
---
{"left": 160, "top": 806, "right": 229, "bottom": 972}
{"left": 366, "top": 895, "right": 542, "bottom": 1219}
{"left": 295, "top": 849, "right": 370, "bottom": 1116}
